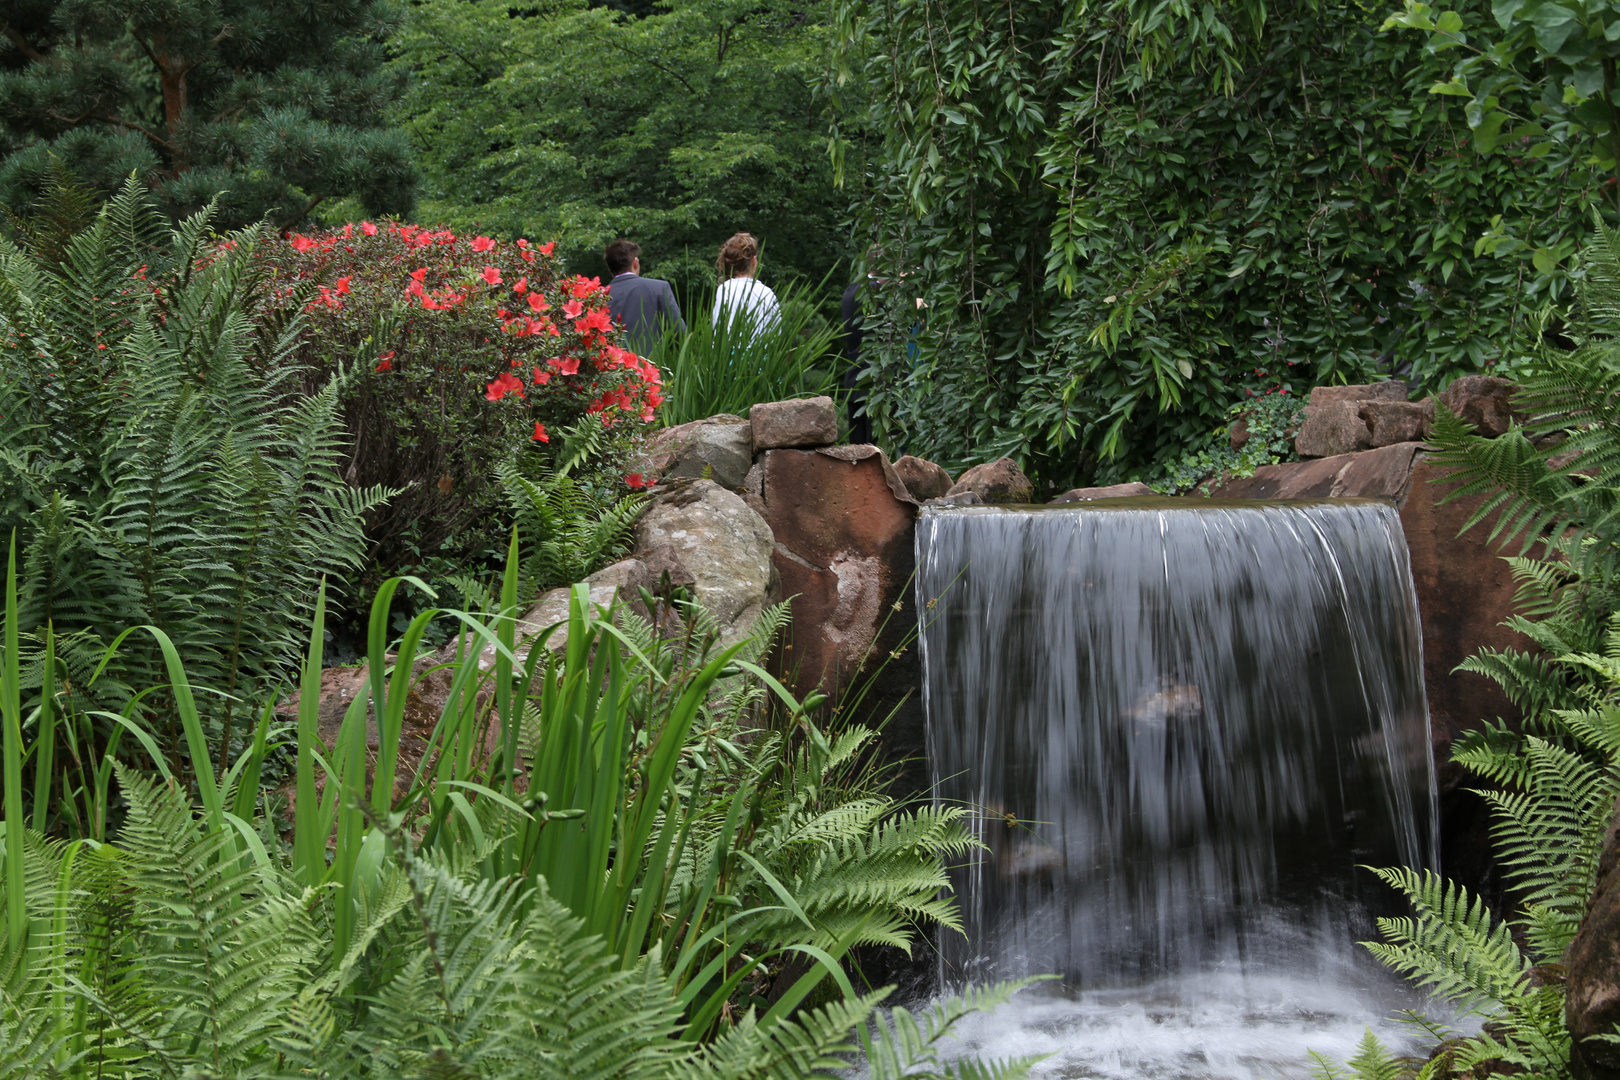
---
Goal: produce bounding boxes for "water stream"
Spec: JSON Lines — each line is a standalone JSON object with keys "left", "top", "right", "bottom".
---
{"left": 914, "top": 498, "right": 1440, "bottom": 1078}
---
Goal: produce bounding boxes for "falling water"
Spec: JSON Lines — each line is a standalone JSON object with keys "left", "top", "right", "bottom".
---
{"left": 915, "top": 498, "right": 1439, "bottom": 1079}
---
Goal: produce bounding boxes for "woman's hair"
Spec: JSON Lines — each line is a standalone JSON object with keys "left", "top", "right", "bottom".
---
{"left": 716, "top": 232, "right": 759, "bottom": 280}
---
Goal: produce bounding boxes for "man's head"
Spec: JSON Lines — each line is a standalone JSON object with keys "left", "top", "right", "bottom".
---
{"left": 604, "top": 239, "right": 641, "bottom": 276}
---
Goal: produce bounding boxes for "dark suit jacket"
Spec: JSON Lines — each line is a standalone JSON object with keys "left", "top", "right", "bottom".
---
{"left": 607, "top": 273, "right": 685, "bottom": 355}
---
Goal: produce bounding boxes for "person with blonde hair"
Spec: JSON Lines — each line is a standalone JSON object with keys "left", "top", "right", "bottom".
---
{"left": 712, "top": 231, "right": 781, "bottom": 334}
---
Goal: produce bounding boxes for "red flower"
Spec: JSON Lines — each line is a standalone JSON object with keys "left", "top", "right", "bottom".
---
{"left": 376, "top": 357, "right": 393, "bottom": 372}
{"left": 533, "top": 367, "right": 551, "bottom": 385}
{"left": 512, "top": 276, "right": 528, "bottom": 295}
{"left": 481, "top": 266, "right": 502, "bottom": 285}
{"left": 485, "top": 372, "right": 526, "bottom": 401}
{"left": 624, "top": 473, "right": 647, "bottom": 489}
{"left": 361, "top": 221, "right": 378, "bottom": 236}
{"left": 471, "top": 236, "right": 496, "bottom": 253}
{"left": 556, "top": 356, "right": 580, "bottom": 376}
{"left": 579, "top": 308, "right": 612, "bottom": 335}
{"left": 334, "top": 276, "right": 351, "bottom": 295}
{"left": 291, "top": 235, "right": 315, "bottom": 252}
{"left": 564, "top": 276, "right": 600, "bottom": 299}
{"left": 526, "top": 292, "right": 548, "bottom": 312}
{"left": 562, "top": 299, "right": 584, "bottom": 320}
{"left": 408, "top": 280, "right": 425, "bottom": 297}
{"left": 539, "top": 242, "right": 556, "bottom": 255}
{"left": 532, "top": 422, "right": 549, "bottom": 442}
{"left": 517, "top": 238, "right": 529, "bottom": 248}
{"left": 410, "top": 267, "right": 429, "bottom": 282}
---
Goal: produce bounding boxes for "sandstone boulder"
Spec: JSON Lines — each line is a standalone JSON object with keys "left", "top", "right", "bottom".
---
{"left": 1051, "top": 482, "right": 1153, "bottom": 503}
{"left": 1362, "top": 400, "right": 1430, "bottom": 448}
{"left": 1568, "top": 795, "right": 1620, "bottom": 1080}
{"left": 1295, "top": 400, "right": 1373, "bottom": 458}
{"left": 759, "top": 446, "right": 917, "bottom": 696}
{"left": 631, "top": 479, "right": 776, "bottom": 646}
{"left": 946, "top": 458, "right": 1034, "bottom": 504}
{"left": 1308, "top": 381, "right": 1409, "bottom": 408}
{"left": 893, "top": 455, "right": 954, "bottom": 501}
{"left": 1439, "top": 374, "right": 1523, "bottom": 437}
{"left": 641, "top": 414, "right": 752, "bottom": 488}
{"left": 750, "top": 396, "right": 838, "bottom": 450}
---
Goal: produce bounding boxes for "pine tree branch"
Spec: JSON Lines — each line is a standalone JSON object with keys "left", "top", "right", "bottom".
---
{"left": 0, "top": 19, "right": 43, "bottom": 62}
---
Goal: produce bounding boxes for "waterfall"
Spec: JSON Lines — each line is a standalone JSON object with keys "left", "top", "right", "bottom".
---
{"left": 915, "top": 498, "right": 1437, "bottom": 992}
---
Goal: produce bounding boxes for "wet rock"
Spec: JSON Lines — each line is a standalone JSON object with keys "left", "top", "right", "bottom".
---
{"left": 1439, "top": 375, "right": 1524, "bottom": 437}
{"left": 926, "top": 491, "right": 983, "bottom": 508}
{"left": 1295, "top": 400, "right": 1373, "bottom": 458}
{"left": 641, "top": 414, "right": 752, "bottom": 488}
{"left": 1361, "top": 401, "right": 1430, "bottom": 448}
{"left": 759, "top": 446, "right": 916, "bottom": 696}
{"left": 750, "top": 396, "right": 838, "bottom": 450}
{"left": 893, "top": 455, "right": 954, "bottom": 501}
{"left": 946, "top": 458, "right": 1034, "bottom": 504}
{"left": 1568, "top": 794, "right": 1620, "bottom": 1080}
{"left": 1051, "top": 482, "right": 1153, "bottom": 503}
{"left": 632, "top": 479, "right": 776, "bottom": 646}
{"left": 1308, "top": 381, "right": 1409, "bottom": 408}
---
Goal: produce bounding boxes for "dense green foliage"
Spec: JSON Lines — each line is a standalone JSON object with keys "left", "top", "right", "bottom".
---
{"left": 651, "top": 283, "right": 842, "bottom": 427}
{"left": 392, "top": 0, "right": 846, "bottom": 297}
{"left": 0, "top": 541, "right": 1035, "bottom": 1077}
{"left": 831, "top": 0, "right": 1604, "bottom": 488}
{"left": 0, "top": 181, "right": 386, "bottom": 805}
{"left": 0, "top": 0, "right": 416, "bottom": 227}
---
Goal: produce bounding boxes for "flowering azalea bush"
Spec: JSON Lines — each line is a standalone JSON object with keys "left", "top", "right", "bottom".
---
{"left": 256, "top": 222, "right": 663, "bottom": 568}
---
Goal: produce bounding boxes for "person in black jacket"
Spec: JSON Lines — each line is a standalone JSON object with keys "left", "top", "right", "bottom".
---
{"left": 840, "top": 247, "right": 881, "bottom": 445}
{"left": 604, "top": 239, "right": 685, "bottom": 355}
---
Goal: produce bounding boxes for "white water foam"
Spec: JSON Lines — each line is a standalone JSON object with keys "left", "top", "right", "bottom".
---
{"left": 930, "top": 971, "right": 1449, "bottom": 1080}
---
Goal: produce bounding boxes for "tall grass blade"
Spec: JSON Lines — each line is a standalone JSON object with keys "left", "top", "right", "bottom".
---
{"left": 294, "top": 579, "right": 328, "bottom": 886}
{"left": 30, "top": 625, "right": 55, "bottom": 832}
{"left": 2, "top": 532, "right": 25, "bottom": 955}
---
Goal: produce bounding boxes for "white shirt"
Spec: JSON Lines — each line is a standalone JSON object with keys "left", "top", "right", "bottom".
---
{"left": 713, "top": 276, "right": 782, "bottom": 335}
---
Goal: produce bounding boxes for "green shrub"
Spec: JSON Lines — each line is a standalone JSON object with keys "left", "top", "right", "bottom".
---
{"left": 254, "top": 221, "right": 663, "bottom": 571}
{"left": 0, "top": 179, "right": 386, "bottom": 797}
{"left": 0, "top": 544, "right": 1041, "bottom": 1078}
{"left": 1154, "top": 391, "right": 1306, "bottom": 494}
{"left": 650, "top": 281, "right": 841, "bottom": 426}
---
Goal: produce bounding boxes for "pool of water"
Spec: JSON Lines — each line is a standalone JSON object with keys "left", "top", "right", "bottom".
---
{"left": 929, "top": 970, "right": 1448, "bottom": 1080}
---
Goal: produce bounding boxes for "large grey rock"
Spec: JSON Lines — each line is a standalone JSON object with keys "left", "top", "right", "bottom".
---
{"left": 632, "top": 479, "right": 776, "bottom": 645}
{"left": 1051, "top": 482, "right": 1153, "bottom": 503}
{"left": 946, "top": 458, "right": 1034, "bottom": 504}
{"left": 468, "top": 558, "right": 653, "bottom": 670}
{"left": 893, "top": 455, "right": 953, "bottom": 501}
{"left": 1295, "top": 400, "right": 1373, "bottom": 458}
{"left": 1308, "top": 381, "right": 1408, "bottom": 408}
{"left": 750, "top": 397, "right": 838, "bottom": 450}
{"left": 1439, "top": 375, "right": 1523, "bottom": 437}
{"left": 641, "top": 414, "right": 753, "bottom": 488}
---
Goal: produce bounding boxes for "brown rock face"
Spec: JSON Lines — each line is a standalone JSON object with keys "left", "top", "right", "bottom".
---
{"left": 750, "top": 396, "right": 838, "bottom": 450}
{"left": 1308, "top": 381, "right": 1409, "bottom": 408}
{"left": 1051, "top": 482, "right": 1154, "bottom": 503}
{"left": 759, "top": 447, "right": 917, "bottom": 697}
{"left": 1362, "top": 400, "right": 1430, "bottom": 448}
{"left": 1439, "top": 375, "right": 1524, "bottom": 437}
{"left": 1212, "top": 443, "right": 1423, "bottom": 500}
{"left": 1568, "top": 796, "right": 1620, "bottom": 1080}
{"left": 1295, "top": 400, "right": 1373, "bottom": 458}
{"left": 946, "top": 458, "right": 1034, "bottom": 504}
{"left": 893, "top": 455, "right": 954, "bottom": 501}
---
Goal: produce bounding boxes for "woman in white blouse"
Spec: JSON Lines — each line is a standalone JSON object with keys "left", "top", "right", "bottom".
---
{"left": 712, "top": 232, "right": 781, "bottom": 335}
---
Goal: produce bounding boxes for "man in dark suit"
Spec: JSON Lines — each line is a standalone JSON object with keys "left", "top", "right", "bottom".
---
{"left": 840, "top": 246, "right": 881, "bottom": 445}
{"left": 604, "top": 239, "right": 685, "bottom": 355}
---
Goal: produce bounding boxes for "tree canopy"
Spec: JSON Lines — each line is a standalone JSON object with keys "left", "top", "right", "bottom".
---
{"left": 392, "top": 0, "right": 846, "bottom": 296}
{"left": 832, "top": 0, "right": 1605, "bottom": 487}
{"left": 0, "top": 0, "right": 417, "bottom": 228}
